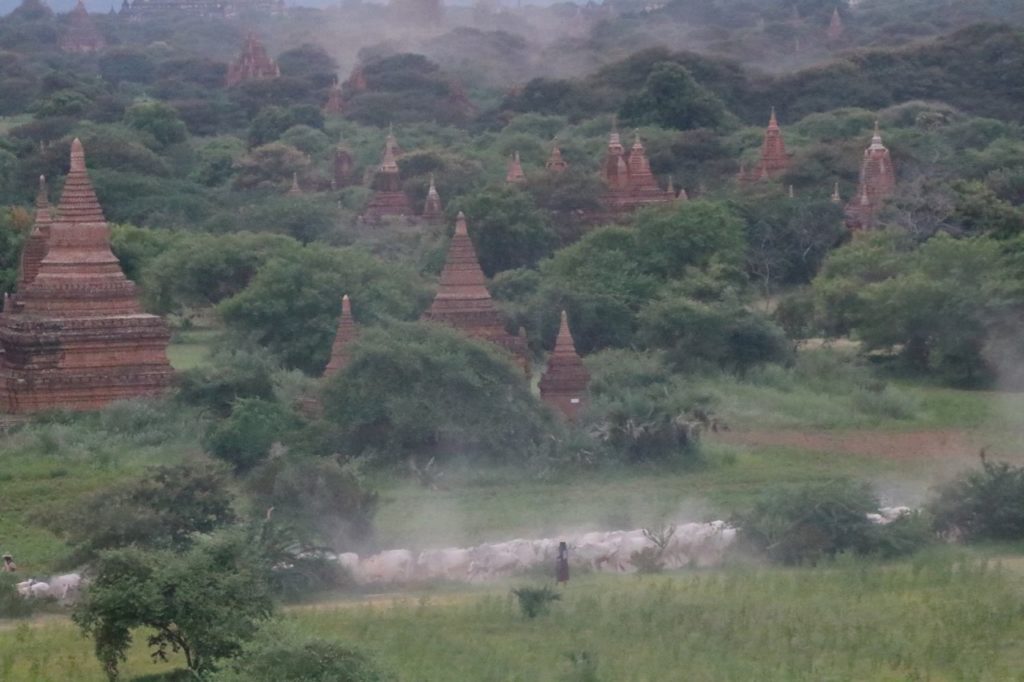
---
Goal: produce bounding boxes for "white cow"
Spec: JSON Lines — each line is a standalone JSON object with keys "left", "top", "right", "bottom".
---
{"left": 416, "top": 548, "right": 473, "bottom": 581}
{"left": 336, "top": 552, "right": 360, "bottom": 575}
{"left": 29, "top": 581, "right": 51, "bottom": 598}
{"left": 49, "top": 573, "right": 83, "bottom": 602}
{"left": 357, "top": 549, "right": 413, "bottom": 584}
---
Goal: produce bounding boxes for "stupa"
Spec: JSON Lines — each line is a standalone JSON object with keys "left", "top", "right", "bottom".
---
{"left": 0, "top": 140, "right": 173, "bottom": 413}
{"left": 363, "top": 132, "right": 412, "bottom": 220}
{"left": 538, "top": 310, "right": 589, "bottom": 420}
{"left": 323, "top": 294, "right": 357, "bottom": 377}
{"left": 506, "top": 152, "right": 526, "bottom": 184}
{"left": 323, "top": 79, "right": 344, "bottom": 115}
{"left": 845, "top": 122, "right": 895, "bottom": 229}
{"left": 601, "top": 130, "right": 675, "bottom": 213}
{"left": 545, "top": 141, "right": 569, "bottom": 173}
{"left": 422, "top": 213, "right": 529, "bottom": 371}
{"left": 827, "top": 7, "right": 844, "bottom": 43}
{"left": 286, "top": 173, "right": 302, "bottom": 196}
{"left": 17, "top": 177, "right": 52, "bottom": 292}
{"left": 226, "top": 34, "right": 280, "bottom": 87}
{"left": 739, "top": 108, "right": 790, "bottom": 183}
{"left": 422, "top": 174, "right": 443, "bottom": 222}
{"left": 334, "top": 146, "right": 355, "bottom": 188}
{"left": 60, "top": 0, "right": 106, "bottom": 54}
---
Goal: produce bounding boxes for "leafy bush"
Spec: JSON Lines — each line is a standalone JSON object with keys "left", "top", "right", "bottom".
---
{"left": 209, "top": 626, "right": 392, "bottom": 682}
{"left": 0, "top": 574, "right": 35, "bottom": 618}
{"left": 735, "top": 480, "right": 931, "bottom": 565}
{"left": 930, "top": 461, "right": 1024, "bottom": 542}
{"left": 512, "top": 586, "right": 561, "bottom": 618}
{"left": 202, "top": 398, "right": 297, "bottom": 472}
{"left": 176, "top": 349, "right": 278, "bottom": 417}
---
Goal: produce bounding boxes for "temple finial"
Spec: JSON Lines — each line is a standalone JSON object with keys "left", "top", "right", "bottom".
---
{"left": 455, "top": 211, "right": 468, "bottom": 236}
{"left": 70, "top": 138, "right": 86, "bottom": 172}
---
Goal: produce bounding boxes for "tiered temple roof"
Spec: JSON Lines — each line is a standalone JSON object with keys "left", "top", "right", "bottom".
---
{"left": 845, "top": 122, "right": 895, "bottom": 230}
{"left": 226, "top": 34, "right": 280, "bottom": 87}
{"left": 422, "top": 174, "right": 444, "bottom": 222}
{"left": 59, "top": 0, "right": 106, "bottom": 54}
{"left": 538, "top": 310, "right": 590, "bottom": 420}
{"left": 323, "top": 294, "right": 357, "bottom": 377}
{"left": 364, "top": 131, "right": 412, "bottom": 220}
{"left": 739, "top": 108, "right": 790, "bottom": 183}
{"left": 506, "top": 152, "right": 526, "bottom": 184}
{"left": 601, "top": 129, "right": 674, "bottom": 213}
{"left": 17, "top": 177, "right": 52, "bottom": 292}
{"left": 422, "top": 212, "right": 529, "bottom": 371}
{"left": 545, "top": 141, "right": 568, "bottom": 173}
{"left": 0, "top": 139, "right": 173, "bottom": 413}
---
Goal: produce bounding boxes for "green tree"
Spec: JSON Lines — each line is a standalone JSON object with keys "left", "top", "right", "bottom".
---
{"left": 123, "top": 100, "right": 188, "bottom": 148}
{"left": 176, "top": 348, "right": 279, "bottom": 417}
{"left": 633, "top": 200, "right": 746, "bottom": 279}
{"left": 233, "top": 143, "right": 310, "bottom": 191}
{"left": 620, "top": 62, "right": 732, "bottom": 131}
{"left": 203, "top": 397, "right": 297, "bottom": 472}
{"left": 109, "top": 224, "right": 181, "bottom": 284}
{"left": 930, "top": 461, "right": 1024, "bottom": 542}
{"left": 321, "top": 321, "right": 551, "bottom": 467}
{"left": 452, "top": 187, "right": 557, "bottom": 276}
{"left": 73, "top": 534, "right": 273, "bottom": 680}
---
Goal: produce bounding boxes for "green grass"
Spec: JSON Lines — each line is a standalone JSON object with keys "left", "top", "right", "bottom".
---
{"left": 4, "top": 553, "right": 1024, "bottom": 681}
{"left": 166, "top": 328, "right": 221, "bottom": 370}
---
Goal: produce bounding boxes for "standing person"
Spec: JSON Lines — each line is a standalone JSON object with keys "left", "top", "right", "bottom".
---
{"left": 555, "top": 542, "right": 569, "bottom": 584}
{"left": 2, "top": 554, "right": 15, "bottom": 572}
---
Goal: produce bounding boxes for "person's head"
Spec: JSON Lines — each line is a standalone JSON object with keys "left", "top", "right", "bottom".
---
{"left": 558, "top": 541, "right": 567, "bottom": 551}
{"left": 2, "top": 555, "right": 12, "bottom": 563}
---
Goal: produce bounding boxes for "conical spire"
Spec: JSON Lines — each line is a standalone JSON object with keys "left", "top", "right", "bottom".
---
{"left": 830, "top": 181, "right": 841, "bottom": 203}
{"left": 827, "top": 6, "right": 844, "bottom": 42}
{"left": 506, "top": 151, "right": 526, "bottom": 184}
{"left": 757, "top": 107, "right": 789, "bottom": 178}
{"left": 768, "top": 106, "right": 779, "bottom": 129}
{"left": 323, "top": 77, "right": 344, "bottom": 115}
{"left": 423, "top": 173, "right": 443, "bottom": 221}
{"left": 422, "top": 212, "right": 529, "bottom": 371}
{"left": 545, "top": 140, "right": 568, "bottom": 172}
{"left": 324, "top": 294, "right": 358, "bottom": 377}
{"left": 16, "top": 176, "right": 53, "bottom": 292}
{"left": 626, "top": 131, "right": 659, "bottom": 192}
{"left": 286, "top": 172, "right": 302, "bottom": 196}
{"left": 539, "top": 310, "right": 590, "bottom": 420}
{"left": 33, "top": 175, "right": 51, "bottom": 228}
{"left": 58, "top": 139, "right": 105, "bottom": 223}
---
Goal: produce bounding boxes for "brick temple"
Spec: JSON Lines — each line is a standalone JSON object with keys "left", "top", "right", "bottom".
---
{"left": 226, "top": 34, "right": 280, "bottom": 87}
{"left": 422, "top": 212, "right": 529, "bottom": 371}
{"left": 0, "top": 140, "right": 173, "bottom": 413}
{"left": 323, "top": 294, "right": 358, "bottom": 377}
{"left": 738, "top": 108, "right": 790, "bottom": 183}
{"left": 601, "top": 127, "right": 674, "bottom": 214}
{"left": 539, "top": 310, "right": 590, "bottom": 420}
{"left": 363, "top": 131, "right": 412, "bottom": 220}
{"left": 60, "top": 0, "right": 106, "bottom": 54}
{"left": 845, "top": 122, "right": 895, "bottom": 230}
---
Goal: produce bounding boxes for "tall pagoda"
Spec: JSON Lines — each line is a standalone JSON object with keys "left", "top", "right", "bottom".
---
{"left": 323, "top": 295, "right": 358, "bottom": 377}
{"left": 363, "top": 131, "right": 412, "bottom": 220}
{"left": 60, "top": 0, "right": 106, "bottom": 54}
{"left": 226, "top": 34, "right": 280, "bottom": 87}
{"left": 845, "top": 122, "right": 895, "bottom": 230}
{"left": 538, "top": 310, "right": 590, "bottom": 420}
{"left": 422, "top": 213, "right": 529, "bottom": 371}
{"left": 506, "top": 152, "right": 526, "bottom": 184}
{"left": 422, "top": 174, "right": 443, "bottom": 222}
{"left": 739, "top": 108, "right": 790, "bottom": 183}
{"left": 601, "top": 129, "right": 674, "bottom": 214}
{"left": 0, "top": 140, "right": 173, "bottom": 413}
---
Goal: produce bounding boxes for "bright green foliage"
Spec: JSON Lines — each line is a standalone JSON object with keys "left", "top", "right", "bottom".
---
{"left": 233, "top": 142, "right": 310, "bottom": 191}
{"left": 452, "top": 187, "right": 557, "bottom": 276}
{"left": 217, "top": 246, "right": 429, "bottom": 373}
{"left": 109, "top": 224, "right": 181, "bottom": 284}
{"left": 930, "top": 461, "right": 1024, "bottom": 542}
{"left": 42, "top": 464, "right": 236, "bottom": 568}
{"left": 621, "top": 62, "right": 732, "bottom": 131}
{"left": 123, "top": 100, "right": 188, "bottom": 148}
{"left": 0, "top": 209, "right": 26, "bottom": 295}
{"left": 734, "top": 479, "right": 928, "bottom": 565}
{"left": 511, "top": 586, "right": 561, "bottom": 618}
{"left": 203, "top": 398, "right": 297, "bottom": 472}
{"left": 632, "top": 200, "right": 746, "bottom": 278}
{"left": 814, "top": 232, "right": 1021, "bottom": 383}
{"left": 210, "top": 628, "right": 392, "bottom": 682}
{"left": 72, "top": 534, "right": 274, "bottom": 679}
{"left": 176, "top": 348, "right": 278, "bottom": 416}
{"left": 321, "top": 321, "right": 551, "bottom": 466}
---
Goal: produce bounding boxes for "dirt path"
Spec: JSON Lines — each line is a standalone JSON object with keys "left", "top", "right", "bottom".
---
{"left": 713, "top": 428, "right": 989, "bottom": 460}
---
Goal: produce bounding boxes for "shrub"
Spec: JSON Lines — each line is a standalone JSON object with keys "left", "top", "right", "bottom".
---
{"left": 202, "top": 398, "right": 297, "bottom": 472}
{"left": 735, "top": 480, "right": 929, "bottom": 565}
{"left": 176, "top": 349, "right": 278, "bottom": 417}
{"left": 930, "top": 461, "right": 1024, "bottom": 542}
{"left": 512, "top": 586, "right": 561, "bottom": 618}
{"left": 0, "top": 574, "right": 35, "bottom": 618}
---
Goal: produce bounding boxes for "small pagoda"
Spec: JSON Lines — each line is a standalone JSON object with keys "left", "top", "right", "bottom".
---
{"left": 422, "top": 212, "right": 529, "bottom": 371}
{"left": 422, "top": 174, "right": 443, "bottom": 222}
{"left": 538, "top": 310, "right": 590, "bottom": 420}
{"left": 226, "top": 34, "right": 280, "bottom": 87}
{"left": 323, "top": 79, "right": 344, "bottom": 115}
{"left": 363, "top": 131, "right": 412, "bottom": 220}
{"left": 845, "top": 122, "right": 895, "bottom": 230}
{"left": 506, "top": 152, "right": 526, "bottom": 184}
{"left": 323, "top": 294, "right": 358, "bottom": 377}
{"left": 17, "top": 177, "right": 52, "bottom": 292}
{"left": 739, "top": 108, "right": 790, "bottom": 183}
{"left": 0, "top": 140, "right": 173, "bottom": 413}
{"left": 60, "top": 0, "right": 106, "bottom": 54}
{"left": 827, "top": 7, "right": 844, "bottom": 43}
{"left": 545, "top": 141, "right": 569, "bottom": 173}
{"left": 333, "top": 146, "right": 355, "bottom": 188}
{"left": 601, "top": 129, "right": 675, "bottom": 214}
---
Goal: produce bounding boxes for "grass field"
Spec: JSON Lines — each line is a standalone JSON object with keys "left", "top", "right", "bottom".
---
{"left": 4, "top": 552, "right": 1024, "bottom": 681}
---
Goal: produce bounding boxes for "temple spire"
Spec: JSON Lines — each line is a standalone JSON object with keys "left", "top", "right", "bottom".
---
{"left": 324, "top": 294, "right": 358, "bottom": 377}
{"left": 422, "top": 173, "right": 443, "bottom": 221}
{"left": 827, "top": 7, "right": 844, "bottom": 43}
{"left": 539, "top": 310, "right": 590, "bottom": 420}
{"left": 506, "top": 151, "right": 526, "bottom": 184}
{"left": 545, "top": 139, "right": 568, "bottom": 173}
{"left": 58, "top": 138, "right": 105, "bottom": 224}
{"left": 830, "top": 181, "right": 841, "bottom": 203}
{"left": 16, "top": 176, "right": 53, "bottom": 292}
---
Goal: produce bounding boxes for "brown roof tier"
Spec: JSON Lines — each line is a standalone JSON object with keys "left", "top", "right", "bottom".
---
{"left": 17, "top": 176, "right": 52, "bottom": 292}
{"left": 739, "top": 108, "right": 790, "bottom": 183}
{"left": 422, "top": 213, "right": 529, "bottom": 371}
{"left": 600, "top": 128, "right": 674, "bottom": 213}
{"left": 539, "top": 310, "right": 589, "bottom": 420}
{"left": 364, "top": 132, "right": 412, "bottom": 219}
{"left": 546, "top": 141, "right": 568, "bottom": 173}
{"left": 323, "top": 294, "right": 357, "bottom": 377}
{"left": 226, "top": 33, "right": 280, "bottom": 87}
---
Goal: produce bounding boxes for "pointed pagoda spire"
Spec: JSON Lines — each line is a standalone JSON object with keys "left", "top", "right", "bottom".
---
{"left": 757, "top": 107, "right": 789, "bottom": 178}
{"left": 59, "top": 139, "right": 105, "bottom": 223}
{"left": 831, "top": 181, "right": 841, "bottom": 203}
{"left": 286, "top": 172, "right": 302, "bottom": 196}
{"left": 422, "top": 212, "right": 529, "bottom": 371}
{"left": 846, "top": 121, "right": 895, "bottom": 230}
{"left": 827, "top": 6, "right": 844, "bottom": 42}
{"left": 422, "top": 173, "right": 443, "bottom": 221}
{"left": 539, "top": 310, "right": 590, "bottom": 420}
{"left": 626, "top": 131, "right": 659, "bottom": 193}
{"left": 60, "top": 0, "right": 105, "bottom": 53}
{"left": 545, "top": 139, "right": 568, "bottom": 173}
{"left": 768, "top": 106, "right": 779, "bottom": 129}
{"left": 323, "top": 77, "right": 344, "bottom": 115}
{"left": 16, "top": 176, "right": 53, "bottom": 292}
{"left": 679, "top": 188, "right": 689, "bottom": 201}
{"left": 506, "top": 151, "right": 526, "bottom": 184}
{"left": 324, "top": 294, "right": 358, "bottom": 377}
{"left": 364, "top": 130, "right": 411, "bottom": 220}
